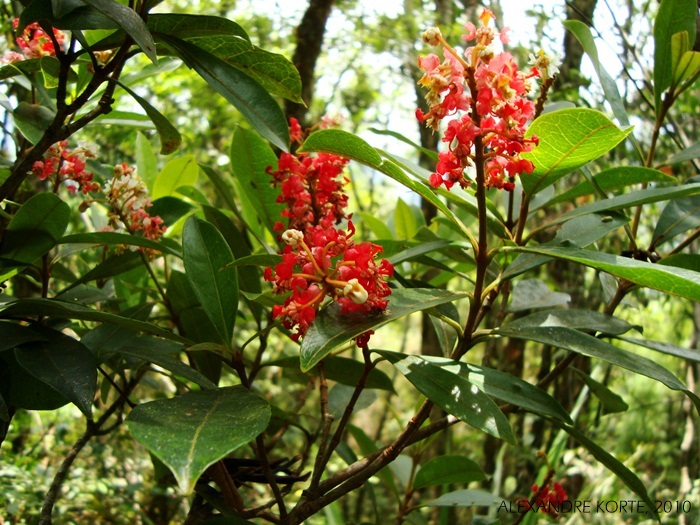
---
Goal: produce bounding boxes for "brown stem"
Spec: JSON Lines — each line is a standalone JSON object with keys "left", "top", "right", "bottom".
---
{"left": 307, "top": 361, "right": 333, "bottom": 496}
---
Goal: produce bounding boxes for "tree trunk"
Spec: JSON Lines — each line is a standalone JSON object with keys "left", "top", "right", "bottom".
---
{"left": 284, "top": 0, "right": 336, "bottom": 127}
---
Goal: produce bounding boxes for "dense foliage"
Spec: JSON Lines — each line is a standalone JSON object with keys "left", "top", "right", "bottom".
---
{"left": 0, "top": 0, "right": 699, "bottom": 524}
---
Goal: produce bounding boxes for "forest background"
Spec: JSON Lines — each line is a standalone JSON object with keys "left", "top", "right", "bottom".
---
{"left": 0, "top": 0, "right": 699, "bottom": 524}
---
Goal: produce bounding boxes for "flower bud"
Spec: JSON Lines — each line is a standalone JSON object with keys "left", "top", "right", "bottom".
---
{"left": 282, "top": 229, "right": 304, "bottom": 247}
{"left": 343, "top": 278, "right": 368, "bottom": 305}
{"left": 422, "top": 27, "right": 442, "bottom": 46}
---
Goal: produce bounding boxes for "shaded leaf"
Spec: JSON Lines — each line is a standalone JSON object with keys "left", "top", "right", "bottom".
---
{"left": 619, "top": 336, "right": 700, "bottom": 364}
{"left": 229, "top": 126, "right": 285, "bottom": 235}
{"left": 413, "top": 456, "right": 486, "bottom": 490}
{"left": 82, "top": 0, "right": 157, "bottom": 63}
{"left": 13, "top": 102, "right": 56, "bottom": 144}
{"left": 572, "top": 368, "right": 628, "bottom": 414}
{"left": 182, "top": 216, "right": 238, "bottom": 345}
{"left": 377, "top": 351, "right": 515, "bottom": 444}
{"left": 156, "top": 34, "right": 289, "bottom": 151}
{"left": 117, "top": 81, "right": 181, "bottom": 154}
{"left": 126, "top": 386, "right": 270, "bottom": 494}
{"left": 506, "top": 309, "right": 637, "bottom": 336}
{"left": 494, "top": 325, "right": 700, "bottom": 414}
{"left": 58, "top": 232, "right": 182, "bottom": 257}
{"left": 0, "top": 351, "right": 69, "bottom": 411}
{"left": 651, "top": 193, "right": 700, "bottom": 248}
{"left": 300, "top": 288, "right": 469, "bottom": 372}
{"left": 419, "top": 489, "right": 500, "bottom": 508}
{"left": 14, "top": 327, "right": 96, "bottom": 417}
{"left": 508, "top": 279, "right": 570, "bottom": 312}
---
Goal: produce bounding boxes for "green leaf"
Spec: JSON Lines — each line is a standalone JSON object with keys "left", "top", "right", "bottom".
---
{"left": 572, "top": 368, "right": 628, "bottom": 414}
{"left": 358, "top": 211, "right": 394, "bottom": 240}
{"left": 506, "top": 309, "right": 637, "bottom": 336}
{"left": 550, "top": 183, "right": 700, "bottom": 228}
{"left": 58, "top": 232, "right": 181, "bottom": 257}
{"left": 82, "top": 0, "right": 157, "bottom": 63}
{"left": 546, "top": 166, "right": 675, "bottom": 207}
{"left": 0, "top": 298, "right": 190, "bottom": 344}
{"left": 377, "top": 351, "right": 515, "bottom": 444}
{"left": 0, "top": 321, "right": 49, "bottom": 352}
{"left": 673, "top": 50, "right": 700, "bottom": 88}
{"left": 654, "top": 0, "right": 697, "bottom": 110}
{"left": 147, "top": 13, "right": 251, "bottom": 42}
{"left": 14, "top": 327, "right": 97, "bottom": 418}
{"left": 393, "top": 198, "right": 418, "bottom": 240}
{"left": 0, "top": 351, "right": 69, "bottom": 412}
{"left": 665, "top": 141, "right": 700, "bottom": 165}
{"left": 386, "top": 240, "right": 454, "bottom": 265}
{"left": 300, "top": 288, "right": 469, "bottom": 372}
{"left": 117, "top": 81, "right": 181, "bottom": 154}
{"left": 503, "top": 245, "right": 700, "bottom": 303}
{"left": 346, "top": 424, "right": 400, "bottom": 498}
{"left": 658, "top": 253, "right": 700, "bottom": 272}
{"left": 156, "top": 34, "right": 289, "bottom": 151}
{"left": 135, "top": 132, "right": 158, "bottom": 188}
{"left": 651, "top": 193, "right": 700, "bottom": 248}
{"left": 182, "top": 216, "right": 238, "bottom": 345}
{"left": 13, "top": 102, "right": 56, "bottom": 144}
{"left": 152, "top": 155, "right": 199, "bottom": 200}
{"left": 58, "top": 251, "right": 142, "bottom": 293}
{"left": 521, "top": 108, "right": 633, "bottom": 195}
{"left": 419, "top": 489, "right": 500, "bottom": 508}
{"left": 0, "top": 193, "right": 70, "bottom": 282}
{"left": 508, "top": 279, "right": 570, "bottom": 311}
{"left": 619, "top": 336, "right": 700, "bottom": 364}
{"left": 369, "top": 127, "right": 439, "bottom": 161}
{"left": 126, "top": 385, "right": 270, "bottom": 494}
{"left": 563, "top": 21, "right": 631, "bottom": 130}
{"left": 413, "top": 456, "right": 486, "bottom": 490}
{"left": 494, "top": 325, "right": 700, "bottom": 414}
{"left": 554, "top": 424, "right": 659, "bottom": 522}
{"left": 229, "top": 126, "right": 285, "bottom": 235}
{"left": 149, "top": 197, "right": 194, "bottom": 227}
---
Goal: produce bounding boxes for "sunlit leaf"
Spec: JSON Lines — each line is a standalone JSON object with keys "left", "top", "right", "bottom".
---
{"left": 152, "top": 155, "right": 199, "bottom": 200}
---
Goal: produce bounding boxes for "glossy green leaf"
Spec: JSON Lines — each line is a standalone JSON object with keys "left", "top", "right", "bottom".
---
{"left": 82, "top": 0, "right": 157, "bottom": 63}
{"left": 117, "top": 82, "right": 181, "bottom": 154}
{"left": 508, "top": 279, "right": 570, "bottom": 311}
{"left": 554, "top": 424, "right": 659, "bottom": 522}
{"left": 369, "top": 127, "right": 438, "bottom": 161}
{"left": 299, "top": 130, "right": 473, "bottom": 241}
{"left": 358, "top": 211, "right": 394, "bottom": 240}
{"left": 1, "top": 351, "right": 69, "bottom": 412}
{"left": 521, "top": 108, "right": 633, "bottom": 195}
{"left": 619, "top": 336, "right": 700, "bottom": 364}
{"left": 300, "top": 288, "right": 469, "bottom": 372}
{"left": 224, "top": 254, "right": 282, "bottom": 269}
{"left": 419, "top": 489, "right": 500, "bottom": 508}
{"left": 506, "top": 245, "right": 700, "bottom": 303}
{"left": 149, "top": 196, "right": 194, "bottom": 227}
{"left": 152, "top": 155, "right": 199, "bottom": 200}
{"left": 377, "top": 351, "right": 515, "bottom": 444}
{"left": 156, "top": 34, "right": 289, "bottom": 151}
{"left": 0, "top": 298, "right": 190, "bottom": 344}
{"left": 651, "top": 193, "right": 700, "bottom": 248}
{"left": 654, "top": 0, "right": 697, "bottom": 110}
{"left": 0, "top": 321, "right": 49, "bottom": 352}
{"left": 199, "top": 164, "right": 237, "bottom": 213}
{"left": 506, "top": 309, "right": 637, "bottom": 336}
{"left": 564, "top": 21, "right": 630, "bottom": 130}
{"left": 13, "top": 102, "right": 55, "bottom": 144}
{"left": 58, "top": 232, "right": 182, "bottom": 257}
{"left": 126, "top": 385, "right": 270, "bottom": 494}
{"left": 494, "top": 325, "right": 700, "bottom": 413}
{"left": 386, "top": 240, "right": 454, "bottom": 265}
{"left": 547, "top": 167, "right": 675, "bottom": 206}
{"left": 413, "top": 456, "right": 486, "bottom": 490}
{"left": 572, "top": 369, "right": 628, "bottom": 414}
{"left": 0, "top": 193, "right": 70, "bottom": 282}
{"left": 147, "top": 13, "right": 251, "bottom": 42}
{"left": 674, "top": 50, "right": 700, "bottom": 88}
{"left": 14, "top": 327, "right": 96, "bottom": 417}
{"left": 58, "top": 251, "right": 142, "bottom": 294}
{"left": 659, "top": 254, "right": 700, "bottom": 272}
{"left": 550, "top": 183, "right": 700, "bottom": 228}
{"left": 229, "top": 126, "right": 285, "bottom": 235}
{"left": 183, "top": 216, "right": 238, "bottom": 345}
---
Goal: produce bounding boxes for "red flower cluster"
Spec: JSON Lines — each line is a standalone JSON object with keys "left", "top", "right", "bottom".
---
{"left": 523, "top": 482, "right": 568, "bottom": 516}
{"left": 2, "top": 19, "right": 66, "bottom": 63}
{"left": 32, "top": 141, "right": 100, "bottom": 195}
{"left": 264, "top": 121, "right": 393, "bottom": 344}
{"left": 416, "top": 9, "right": 551, "bottom": 192}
